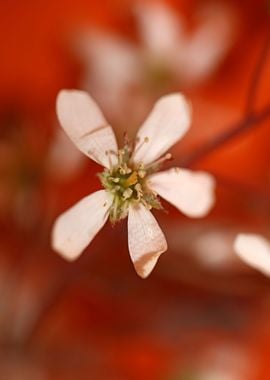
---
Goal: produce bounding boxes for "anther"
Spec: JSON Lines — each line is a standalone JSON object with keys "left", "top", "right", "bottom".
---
{"left": 145, "top": 152, "right": 173, "bottom": 170}
{"left": 110, "top": 177, "right": 120, "bottom": 183}
{"left": 138, "top": 170, "right": 146, "bottom": 179}
{"left": 122, "top": 188, "right": 133, "bottom": 200}
{"left": 131, "top": 135, "right": 150, "bottom": 159}
{"left": 135, "top": 183, "right": 143, "bottom": 199}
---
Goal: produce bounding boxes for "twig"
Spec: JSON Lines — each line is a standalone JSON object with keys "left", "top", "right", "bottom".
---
{"left": 245, "top": 30, "right": 270, "bottom": 116}
{"left": 178, "top": 105, "right": 270, "bottom": 168}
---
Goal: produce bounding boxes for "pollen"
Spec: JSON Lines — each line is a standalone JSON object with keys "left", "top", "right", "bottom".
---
{"left": 125, "top": 171, "right": 138, "bottom": 187}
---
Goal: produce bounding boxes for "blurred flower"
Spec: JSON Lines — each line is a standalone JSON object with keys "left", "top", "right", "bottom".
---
{"left": 234, "top": 233, "right": 270, "bottom": 277}
{"left": 136, "top": 0, "right": 237, "bottom": 87}
{"left": 168, "top": 222, "right": 246, "bottom": 273}
{"left": 190, "top": 343, "right": 251, "bottom": 380}
{"left": 52, "top": 90, "right": 215, "bottom": 278}
{"left": 45, "top": 128, "right": 85, "bottom": 181}
{"left": 75, "top": 30, "right": 142, "bottom": 129}
{"left": 76, "top": 1, "right": 237, "bottom": 127}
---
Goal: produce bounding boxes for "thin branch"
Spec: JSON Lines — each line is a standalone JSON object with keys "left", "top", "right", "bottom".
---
{"left": 178, "top": 105, "right": 270, "bottom": 168}
{"left": 245, "top": 30, "right": 270, "bottom": 116}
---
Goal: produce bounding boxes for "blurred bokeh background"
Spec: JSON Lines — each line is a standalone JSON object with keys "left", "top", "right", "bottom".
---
{"left": 1, "top": 0, "right": 270, "bottom": 378}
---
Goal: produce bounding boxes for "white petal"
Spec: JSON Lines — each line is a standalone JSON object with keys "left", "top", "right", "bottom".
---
{"left": 78, "top": 31, "right": 140, "bottom": 94}
{"left": 52, "top": 190, "right": 112, "bottom": 261}
{"left": 128, "top": 203, "right": 167, "bottom": 278}
{"left": 148, "top": 168, "right": 215, "bottom": 218}
{"left": 132, "top": 93, "right": 191, "bottom": 166}
{"left": 135, "top": 2, "right": 183, "bottom": 55}
{"left": 234, "top": 234, "right": 270, "bottom": 277}
{"left": 56, "top": 90, "right": 118, "bottom": 168}
{"left": 177, "top": 2, "right": 236, "bottom": 84}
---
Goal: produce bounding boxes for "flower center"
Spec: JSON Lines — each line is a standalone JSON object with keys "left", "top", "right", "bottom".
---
{"left": 98, "top": 144, "right": 162, "bottom": 224}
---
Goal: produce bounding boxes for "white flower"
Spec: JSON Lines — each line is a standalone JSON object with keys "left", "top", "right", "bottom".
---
{"left": 234, "top": 233, "right": 270, "bottom": 277}
{"left": 76, "top": 1, "right": 237, "bottom": 112}
{"left": 135, "top": 1, "right": 237, "bottom": 87}
{"left": 52, "top": 90, "right": 215, "bottom": 278}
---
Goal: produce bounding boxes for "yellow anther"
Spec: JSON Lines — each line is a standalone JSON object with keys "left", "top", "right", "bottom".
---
{"left": 125, "top": 171, "right": 138, "bottom": 187}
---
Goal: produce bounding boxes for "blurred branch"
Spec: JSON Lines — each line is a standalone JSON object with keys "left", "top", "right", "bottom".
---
{"left": 179, "top": 31, "right": 270, "bottom": 168}
{"left": 245, "top": 30, "right": 270, "bottom": 115}
{"left": 178, "top": 105, "right": 270, "bottom": 167}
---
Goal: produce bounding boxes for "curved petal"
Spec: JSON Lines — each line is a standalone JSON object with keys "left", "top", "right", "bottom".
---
{"left": 56, "top": 90, "right": 118, "bottom": 168}
{"left": 148, "top": 168, "right": 215, "bottom": 218}
{"left": 128, "top": 203, "right": 167, "bottom": 278}
{"left": 132, "top": 93, "right": 191, "bottom": 166}
{"left": 52, "top": 190, "right": 112, "bottom": 261}
{"left": 234, "top": 234, "right": 270, "bottom": 277}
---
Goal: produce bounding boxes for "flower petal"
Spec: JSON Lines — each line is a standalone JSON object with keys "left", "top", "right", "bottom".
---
{"left": 135, "top": 2, "right": 183, "bottom": 55}
{"left": 234, "top": 234, "right": 270, "bottom": 277}
{"left": 128, "top": 203, "right": 167, "bottom": 278}
{"left": 56, "top": 90, "right": 118, "bottom": 168}
{"left": 148, "top": 168, "right": 215, "bottom": 218}
{"left": 132, "top": 93, "right": 191, "bottom": 166}
{"left": 178, "top": 2, "right": 236, "bottom": 85}
{"left": 52, "top": 190, "right": 112, "bottom": 261}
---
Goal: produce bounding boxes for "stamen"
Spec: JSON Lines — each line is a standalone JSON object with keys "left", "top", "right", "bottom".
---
{"left": 105, "top": 149, "right": 118, "bottom": 171}
{"left": 138, "top": 169, "right": 146, "bottom": 179}
{"left": 135, "top": 183, "right": 143, "bottom": 199}
{"left": 131, "top": 136, "right": 150, "bottom": 159}
{"left": 111, "top": 185, "right": 120, "bottom": 193}
{"left": 122, "top": 188, "right": 133, "bottom": 200}
{"left": 145, "top": 153, "right": 172, "bottom": 170}
{"left": 109, "top": 177, "right": 120, "bottom": 183}
{"left": 123, "top": 132, "right": 130, "bottom": 147}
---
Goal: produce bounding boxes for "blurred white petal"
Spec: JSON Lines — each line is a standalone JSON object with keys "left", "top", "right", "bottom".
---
{"left": 234, "top": 234, "right": 270, "bottom": 276}
{"left": 77, "top": 31, "right": 141, "bottom": 123}
{"left": 148, "top": 168, "right": 215, "bottom": 218}
{"left": 46, "top": 129, "right": 85, "bottom": 180}
{"left": 197, "top": 343, "right": 250, "bottom": 380}
{"left": 133, "top": 93, "right": 191, "bottom": 165}
{"left": 128, "top": 203, "right": 167, "bottom": 278}
{"left": 178, "top": 2, "right": 237, "bottom": 84}
{"left": 56, "top": 90, "right": 118, "bottom": 168}
{"left": 135, "top": 1, "right": 184, "bottom": 55}
{"left": 52, "top": 190, "right": 112, "bottom": 261}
